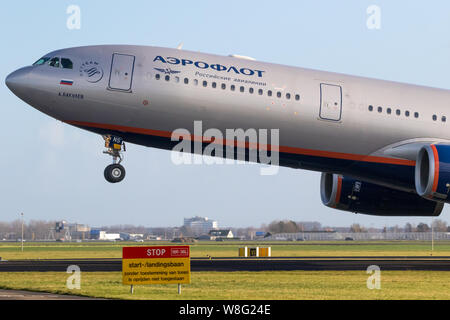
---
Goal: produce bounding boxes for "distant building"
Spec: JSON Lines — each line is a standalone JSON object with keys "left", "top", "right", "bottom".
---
{"left": 129, "top": 233, "right": 144, "bottom": 240}
{"left": 49, "top": 221, "right": 91, "bottom": 241}
{"left": 209, "top": 229, "right": 233, "bottom": 240}
{"left": 68, "top": 223, "right": 90, "bottom": 240}
{"left": 196, "top": 234, "right": 213, "bottom": 241}
{"left": 90, "top": 229, "right": 121, "bottom": 241}
{"left": 120, "top": 232, "right": 130, "bottom": 241}
{"left": 146, "top": 235, "right": 162, "bottom": 241}
{"left": 90, "top": 229, "right": 104, "bottom": 240}
{"left": 297, "top": 222, "right": 322, "bottom": 231}
{"left": 102, "top": 233, "right": 121, "bottom": 241}
{"left": 183, "top": 216, "right": 218, "bottom": 236}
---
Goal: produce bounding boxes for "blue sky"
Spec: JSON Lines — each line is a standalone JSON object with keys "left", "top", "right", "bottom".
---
{"left": 1, "top": 1, "right": 450, "bottom": 228}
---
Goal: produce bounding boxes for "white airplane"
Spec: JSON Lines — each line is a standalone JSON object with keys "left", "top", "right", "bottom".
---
{"left": 6, "top": 45, "right": 450, "bottom": 217}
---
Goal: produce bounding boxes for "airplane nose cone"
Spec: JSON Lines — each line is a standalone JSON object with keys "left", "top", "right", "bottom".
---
{"left": 5, "top": 67, "right": 31, "bottom": 95}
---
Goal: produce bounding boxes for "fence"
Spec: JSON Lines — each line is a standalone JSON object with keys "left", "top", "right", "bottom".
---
{"left": 265, "top": 232, "right": 450, "bottom": 241}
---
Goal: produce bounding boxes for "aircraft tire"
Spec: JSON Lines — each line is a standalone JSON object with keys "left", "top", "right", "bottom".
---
{"left": 104, "top": 164, "right": 126, "bottom": 183}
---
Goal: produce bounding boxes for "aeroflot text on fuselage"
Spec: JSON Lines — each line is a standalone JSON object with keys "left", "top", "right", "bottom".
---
{"left": 153, "top": 56, "right": 266, "bottom": 78}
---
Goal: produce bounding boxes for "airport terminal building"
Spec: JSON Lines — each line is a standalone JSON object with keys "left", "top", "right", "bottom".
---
{"left": 183, "top": 216, "right": 218, "bottom": 236}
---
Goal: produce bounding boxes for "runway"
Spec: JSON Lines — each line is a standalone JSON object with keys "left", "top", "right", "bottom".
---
{"left": 1, "top": 257, "right": 450, "bottom": 272}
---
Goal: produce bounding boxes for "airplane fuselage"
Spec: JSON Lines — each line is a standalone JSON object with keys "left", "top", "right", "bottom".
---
{"left": 6, "top": 45, "right": 450, "bottom": 210}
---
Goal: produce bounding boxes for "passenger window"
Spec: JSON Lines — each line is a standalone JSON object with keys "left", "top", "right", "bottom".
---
{"left": 48, "top": 57, "right": 60, "bottom": 68}
{"left": 432, "top": 115, "right": 437, "bottom": 121}
{"left": 61, "top": 58, "right": 73, "bottom": 69}
{"left": 258, "top": 89, "right": 263, "bottom": 95}
{"left": 405, "top": 111, "right": 410, "bottom": 117}
{"left": 194, "top": 79, "right": 198, "bottom": 86}
{"left": 414, "top": 112, "right": 419, "bottom": 118}
{"left": 184, "top": 77, "right": 189, "bottom": 84}
{"left": 203, "top": 81, "right": 207, "bottom": 87}
{"left": 387, "top": 108, "right": 392, "bottom": 114}
{"left": 368, "top": 105, "right": 373, "bottom": 111}
{"left": 165, "top": 75, "right": 170, "bottom": 81}
{"left": 442, "top": 116, "right": 447, "bottom": 122}
{"left": 221, "top": 83, "right": 226, "bottom": 90}
{"left": 231, "top": 85, "right": 235, "bottom": 91}
{"left": 249, "top": 88, "right": 254, "bottom": 94}
{"left": 155, "top": 74, "right": 161, "bottom": 80}
{"left": 378, "top": 107, "right": 382, "bottom": 113}
{"left": 286, "top": 93, "right": 291, "bottom": 100}
{"left": 396, "top": 109, "right": 401, "bottom": 116}
{"left": 240, "top": 86, "right": 245, "bottom": 93}
{"left": 212, "top": 82, "right": 217, "bottom": 88}
{"left": 295, "top": 94, "right": 300, "bottom": 101}
{"left": 268, "top": 90, "right": 272, "bottom": 97}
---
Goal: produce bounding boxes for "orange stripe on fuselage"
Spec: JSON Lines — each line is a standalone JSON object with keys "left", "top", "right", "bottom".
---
{"left": 64, "top": 120, "right": 416, "bottom": 167}
{"left": 335, "top": 176, "right": 343, "bottom": 206}
{"left": 431, "top": 144, "right": 439, "bottom": 193}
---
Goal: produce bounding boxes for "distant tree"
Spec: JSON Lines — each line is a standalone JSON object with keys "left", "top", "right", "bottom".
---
{"left": 268, "top": 220, "right": 301, "bottom": 233}
{"left": 417, "top": 223, "right": 430, "bottom": 232}
{"left": 179, "top": 226, "right": 194, "bottom": 237}
{"left": 268, "top": 221, "right": 282, "bottom": 233}
{"left": 350, "top": 223, "right": 366, "bottom": 233}
{"left": 432, "top": 219, "right": 448, "bottom": 232}
{"left": 284, "top": 221, "right": 300, "bottom": 233}
{"left": 310, "top": 222, "right": 321, "bottom": 231}
{"left": 233, "top": 227, "right": 256, "bottom": 239}
{"left": 295, "top": 221, "right": 322, "bottom": 231}
{"left": 388, "top": 225, "right": 401, "bottom": 233}
{"left": 404, "top": 223, "right": 414, "bottom": 233}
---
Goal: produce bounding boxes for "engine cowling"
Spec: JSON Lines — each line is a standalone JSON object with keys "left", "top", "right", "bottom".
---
{"left": 321, "top": 173, "right": 443, "bottom": 216}
{"left": 415, "top": 144, "right": 450, "bottom": 202}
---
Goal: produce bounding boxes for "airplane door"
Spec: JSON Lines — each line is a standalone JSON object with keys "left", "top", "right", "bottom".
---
{"left": 108, "top": 53, "right": 135, "bottom": 92}
{"left": 319, "top": 83, "right": 342, "bottom": 121}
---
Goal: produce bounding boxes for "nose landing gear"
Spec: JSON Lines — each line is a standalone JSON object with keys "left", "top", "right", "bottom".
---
{"left": 103, "top": 135, "right": 126, "bottom": 183}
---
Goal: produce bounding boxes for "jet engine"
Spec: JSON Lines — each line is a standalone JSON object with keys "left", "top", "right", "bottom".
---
{"left": 415, "top": 144, "right": 450, "bottom": 202}
{"left": 320, "top": 173, "right": 443, "bottom": 216}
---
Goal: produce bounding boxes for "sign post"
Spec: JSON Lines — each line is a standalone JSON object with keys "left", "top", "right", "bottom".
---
{"left": 122, "top": 246, "right": 190, "bottom": 294}
{"left": 21, "top": 213, "right": 24, "bottom": 252}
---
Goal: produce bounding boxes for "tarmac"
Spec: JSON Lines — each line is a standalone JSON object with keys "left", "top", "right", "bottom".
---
{"left": 1, "top": 256, "right": 450, "bottom": 272}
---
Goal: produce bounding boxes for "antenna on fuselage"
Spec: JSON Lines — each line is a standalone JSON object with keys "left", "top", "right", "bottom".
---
{"left": 176, "top": 42, "right": 184, "bottom": 50}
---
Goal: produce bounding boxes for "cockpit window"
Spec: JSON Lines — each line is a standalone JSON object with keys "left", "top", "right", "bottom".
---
{"left": 61, "top": 58, "right": 73, "bottom": 69}
{"left": 34, "top": 56, "right": 73, "bottom": 69}
{"left": 33, "top": 57, "right": 50, "bottom": 66}
{"left": 48, "top": 57, "right": 60, "bottom": 68}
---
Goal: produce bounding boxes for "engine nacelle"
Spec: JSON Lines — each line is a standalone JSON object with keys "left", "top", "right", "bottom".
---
{"left": 415, "top": 144, "right": 450, "bottom": 202}
{"left": 321, "top": 173, "right": 443, "bottom": 216}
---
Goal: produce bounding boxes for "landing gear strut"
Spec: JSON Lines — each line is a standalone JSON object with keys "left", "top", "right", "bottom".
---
{"left": 103, "top": 135, "right": 126, "bottom": 183}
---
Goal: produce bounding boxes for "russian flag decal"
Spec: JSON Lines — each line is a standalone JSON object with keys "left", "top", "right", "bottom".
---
{"left": 60, "top": 79, "right": 73, "bottom": 86}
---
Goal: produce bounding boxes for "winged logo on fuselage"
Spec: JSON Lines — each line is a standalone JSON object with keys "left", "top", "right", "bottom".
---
{"left": 154, "top": 67, "right": 181, "bottom": 75}
{"left": 79, "top": 61, "right": 104, "bottom": 83}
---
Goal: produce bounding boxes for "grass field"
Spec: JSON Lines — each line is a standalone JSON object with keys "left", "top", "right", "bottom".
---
{"left": 1, "top": 240, "right": 450, "bottom": 260}
{"left": 1, "top": 241, "right": 449, "bottom": 300}
{"left": 0, "top": 270, "right": 449, "bottom": 300}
